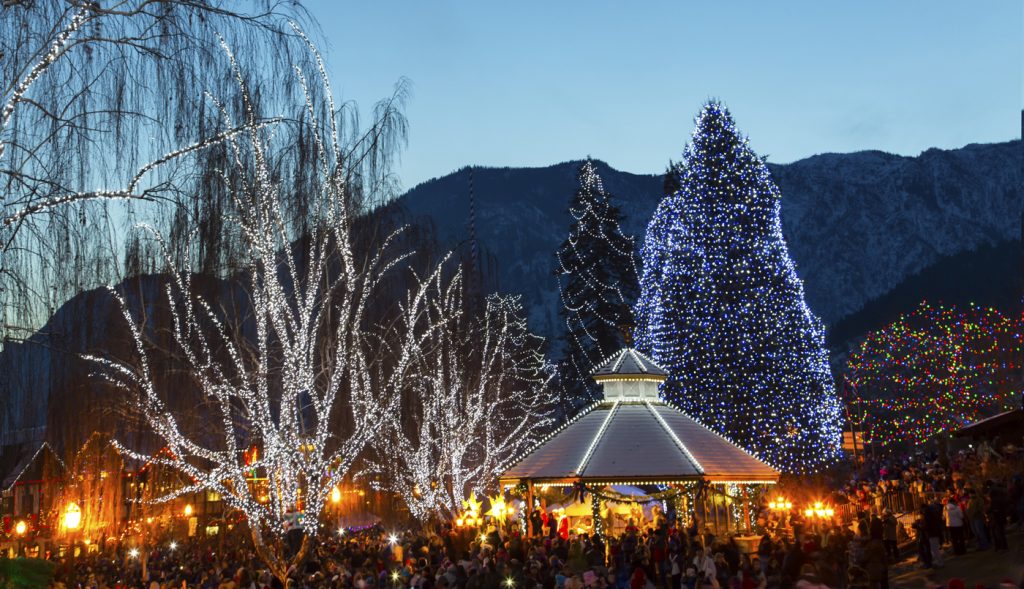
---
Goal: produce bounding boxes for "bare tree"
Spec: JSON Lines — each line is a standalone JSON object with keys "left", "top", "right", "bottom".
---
{"left": 83, "top": 32, "right": 446, "bottom": 580}
{"left": 367, "top": 274, "right": 554, "bottom": 523}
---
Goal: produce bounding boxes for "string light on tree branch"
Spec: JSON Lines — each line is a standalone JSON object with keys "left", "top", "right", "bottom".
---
{"left": 846, "top": 301, "right": 1021, "bottom": 450}
{"left": 633, "top": 101, "right": 842, "bottom": 473}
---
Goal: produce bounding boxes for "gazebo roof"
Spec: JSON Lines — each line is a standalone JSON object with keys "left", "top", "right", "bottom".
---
{"left": 953, "top": 408, "right": 1024, "bottom": 440}
{"left": 499, "top": 399, "right": 778, "bottom": 485}
{"left": 592, "top": 348, "right": 668, "bottom": 382}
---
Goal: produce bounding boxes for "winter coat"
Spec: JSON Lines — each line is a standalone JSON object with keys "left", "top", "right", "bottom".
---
{"left": 943, "top": 502, "right": 964, "bottom": 527}
{"left": 882, "top": 515, "right": 898, "bottom": 541}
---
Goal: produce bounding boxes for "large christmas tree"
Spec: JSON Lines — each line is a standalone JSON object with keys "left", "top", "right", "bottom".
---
{"left": 555, "top": 160, "right": 638, "bottom": 406}
{"left": 634, "top": 102, "right": 842, "bottom": 472}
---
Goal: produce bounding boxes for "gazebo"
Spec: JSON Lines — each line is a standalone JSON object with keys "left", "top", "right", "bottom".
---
{"left": 500, "top": 347, "right": 779, "bottom": 536}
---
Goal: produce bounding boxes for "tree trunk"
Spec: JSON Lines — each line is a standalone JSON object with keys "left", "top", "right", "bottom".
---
{"left": 250, "top": 528, "right": 315, "bottom": 585}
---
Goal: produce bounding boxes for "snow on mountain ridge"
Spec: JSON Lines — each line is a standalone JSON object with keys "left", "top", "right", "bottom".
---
{"left": 398, "top": 140, "right": 1021, "bottom": 345}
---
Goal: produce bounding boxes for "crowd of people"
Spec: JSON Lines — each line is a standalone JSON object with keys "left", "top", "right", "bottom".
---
{"left": 30, "top": 438, "right": 1024, "bottom": 589}
{"left": 39, "top": 503, "right": 1019, "bottom": 589}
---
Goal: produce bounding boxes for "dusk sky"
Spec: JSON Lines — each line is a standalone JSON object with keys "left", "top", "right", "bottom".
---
{"left": 305, "top": 1, "right": 1020, "bottom": 190}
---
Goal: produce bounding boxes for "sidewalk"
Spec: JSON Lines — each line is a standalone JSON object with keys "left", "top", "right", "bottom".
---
{"left": 889, "top": 531, "right": 1023, "bottom": 588}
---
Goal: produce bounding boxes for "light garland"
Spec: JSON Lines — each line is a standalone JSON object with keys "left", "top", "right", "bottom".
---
{"left": 2, "top": 442, "right": 65, "bottom": 493}
{"left": 555, "top": 159, "right": 639, "bottom": 406}
{"left": 575, "top": 399, "right": 621, "bottom": 475}
{"left": 633, "top": 101, "right": 843, "bottom": 473}
{"left": 643, "top": 400, "right": 704, "bottom": 473}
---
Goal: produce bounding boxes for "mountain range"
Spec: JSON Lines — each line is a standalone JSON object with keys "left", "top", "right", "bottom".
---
{"left": 398, "top": 139, "right": 1022, "bottom": 350}
{"left": 1, "top": 139, "right": 1020, "bottom": 446}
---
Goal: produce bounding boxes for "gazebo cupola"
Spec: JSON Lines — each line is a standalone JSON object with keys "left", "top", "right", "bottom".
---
{"left": 591, "top": 347, "right": 667, "bottom": 401}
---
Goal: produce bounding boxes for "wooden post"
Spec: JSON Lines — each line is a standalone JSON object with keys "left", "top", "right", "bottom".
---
{"left": 526, "top": 480, "right": 535, "bottom": 539}
{"left": 712, "top": 485, "right": 721, "bottom": 536}
{"left": 742, "top": 486, "right": 751, "bottom": 534}
{"left": 700, "top": 490, "right": 708, "bottom": 549}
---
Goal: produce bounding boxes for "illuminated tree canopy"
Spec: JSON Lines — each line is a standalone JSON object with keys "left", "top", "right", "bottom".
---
{"left": 634, "top": 101, "right": 843, "bottom": 473}
{"left": 847, "top": 301, "right": 1022, "bottom": 451}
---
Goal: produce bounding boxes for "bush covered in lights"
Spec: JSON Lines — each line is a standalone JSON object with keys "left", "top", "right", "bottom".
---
{"left": 846, "top": 301, "right": 1021, "bottom": 451}
{"left": 634, "top": 101, "right": 843, "bottom": 473}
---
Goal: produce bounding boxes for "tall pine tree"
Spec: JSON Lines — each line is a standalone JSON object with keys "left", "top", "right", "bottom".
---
{"left": 634, "top": 102, "right": 842, "bottom": 472}
{"left": 555, "top": 160, "right": 638, "bottom": 408}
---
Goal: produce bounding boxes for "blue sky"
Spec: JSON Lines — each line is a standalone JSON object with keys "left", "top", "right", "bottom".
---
{"left": 303, "top": 1, "right": 1021, "bottom": 191}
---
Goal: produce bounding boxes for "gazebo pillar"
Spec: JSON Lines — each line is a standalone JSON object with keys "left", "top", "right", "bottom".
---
{"left": 526, "top": 480, "right": 535, "bottom": 538}
{"left": 742, "top": 485, "right": 751, "bottom": 534}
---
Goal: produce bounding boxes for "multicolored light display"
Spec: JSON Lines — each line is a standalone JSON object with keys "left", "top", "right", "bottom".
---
{"left": 846, "top": 301, "right": 1022, "bottom": 450}
{"left": 634, "top": 101, "right": 843, "bottom": 473}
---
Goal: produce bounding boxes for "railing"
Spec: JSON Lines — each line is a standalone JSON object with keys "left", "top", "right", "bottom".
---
{"left": 835, "top": 490, "right": 947, "bottom": 522}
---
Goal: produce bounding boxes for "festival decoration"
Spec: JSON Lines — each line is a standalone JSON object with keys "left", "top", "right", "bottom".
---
{"left": 555, "top": 159, "right": 638, "bottom": 405}
{"left": 83, "top": 32, "right": 474, "bottom": 583}
{"left": 846, "top": 301, "right": 1021, "bottom": 450}
{"left": 633, "top": 101, "right": 842, "bottom": 472}
{"left": 366, "top": 289, "right": 554, "bottom": 523}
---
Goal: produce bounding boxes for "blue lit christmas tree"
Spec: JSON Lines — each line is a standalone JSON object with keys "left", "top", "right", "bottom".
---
{"left": 634, "top": 102, "right": 842, "bottom": 472}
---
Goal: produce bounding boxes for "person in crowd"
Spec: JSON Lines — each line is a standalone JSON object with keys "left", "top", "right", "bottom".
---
{"left": 943, "top": 496, "right": 966, "bottom": 555}
{"left": 880, "top": 509, "right": 899, "bottom": 562}
{"left": 964, "top": 490, "right": 989, "bottom": 551}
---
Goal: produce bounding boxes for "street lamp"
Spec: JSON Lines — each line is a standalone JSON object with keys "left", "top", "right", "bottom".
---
{"left": 183, "top": 503, "right": 194, "bottom": 517}
{"left": 14, "top": 520, "right": 27, "bottom": 536}
{"left": 803, "top": 502, "right": 835, "bottom": 520}
{"left": 331, "top": 487, "right": 342, "bottom": 504}
{"left": 64, "top": 502, "right": 82, "bottom": 530}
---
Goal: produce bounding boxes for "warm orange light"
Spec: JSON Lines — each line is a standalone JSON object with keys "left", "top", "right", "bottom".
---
{"left": 184, "top": 503, "right": 194, "bottom": 517}
{"left": 64, "top": 502, "right": 82, "bottom": 530}
{"left": 14, "top": 520, "right": 27, "bottom": 535}
{"left": 331, "top": 487, "right": 342, "bottom": 504}
{"left": 455, "top": 518, "right": 464, "bottom": 526}
{"left": 803, "top": 508, "right": 813, "bottom": 518}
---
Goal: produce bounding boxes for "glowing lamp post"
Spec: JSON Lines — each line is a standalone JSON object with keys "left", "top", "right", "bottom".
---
{"left": 183, "top": 503, "right": 194, "bottom": 517}
{"left": 767, "top": 498, "right": 792, "bottom": 511}
{"left": 64, "top": 502, "right": 82, "bottom": 531}
{"left": 13, "top": 520, "right": 27, "bottom": 557}
{"left": 802, "top": 501, "right": 835, "bottom": 531}
{"left": 331, "top": 486, "right": 342, "bottom": 504}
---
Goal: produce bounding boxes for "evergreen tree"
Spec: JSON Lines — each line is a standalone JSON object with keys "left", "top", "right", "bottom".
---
{"left": 555, "top": 160, "right": 638, "bottom": 407}
{"left": 634, "top": 102, "right": 842, "bottom": 472}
